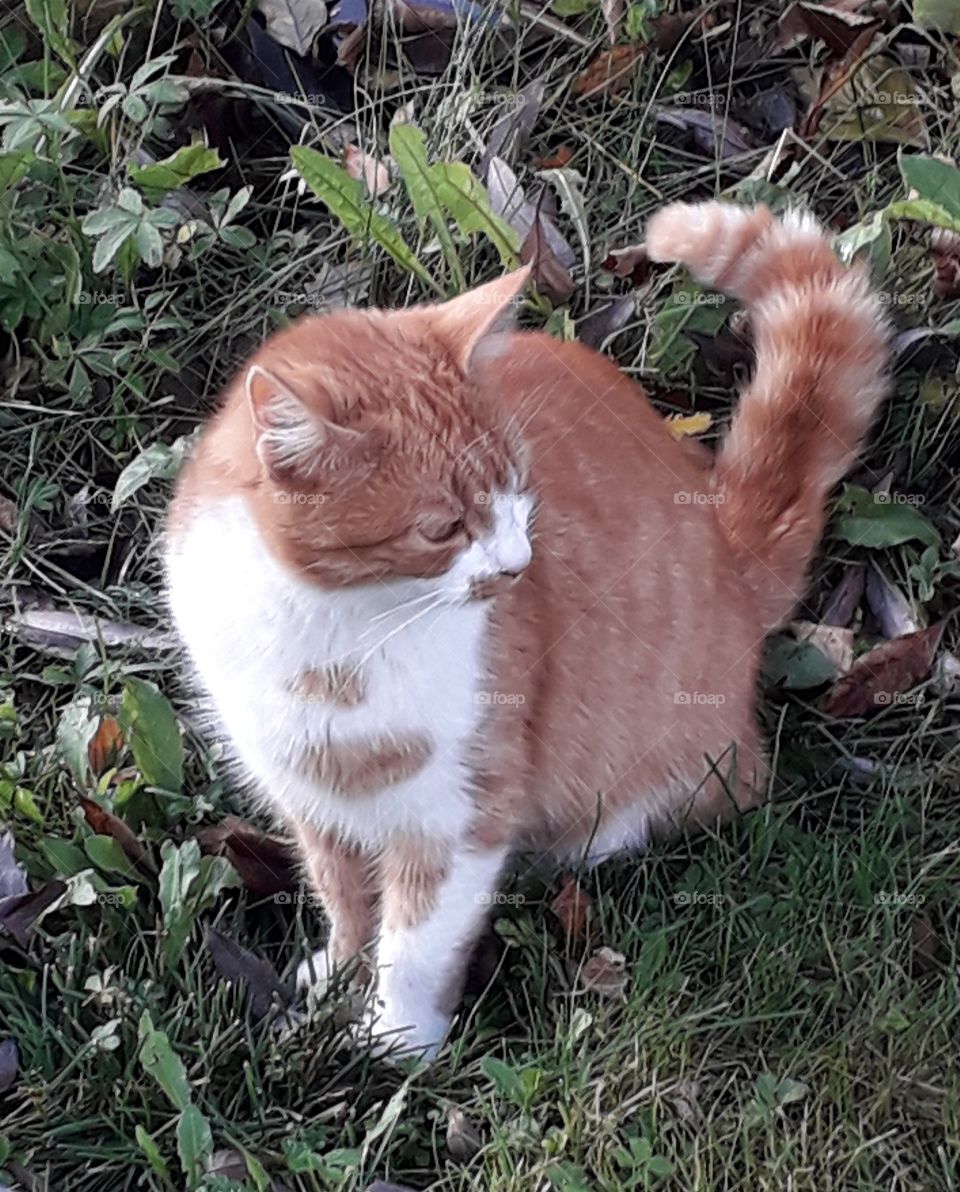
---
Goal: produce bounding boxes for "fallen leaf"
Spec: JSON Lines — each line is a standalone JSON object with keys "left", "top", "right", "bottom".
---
{"left": 0, "top": 495, "right": 17, "bottom": 532}
{"left": 485, "top": 156, "right": 576, "bottom": 273}
{"left": 602, "top": 244, "right": 650, "bottom": 286}
{"left": 481, "top": 79, "right": 545, "bottom": 173}
{"left": 914, "top": 0, "right": 960, "bottom": 34}
{"left": 666, "top": 412, "right": 712, "bottom": 441}
{"left": 446, "top": 1105, "right": 481, "bottom": 1161}
{"left": 343, "top": 144, "right": 392, "bottom": 196}
{"left": 207, "top": 1150, "right": 247, "bottom": 1182}
{"left": 5, "top": 608, "right": 175, "bottom": 655}
{"left": 684, "top": 327, "right": 754, "bottom": 382}
{"left": 255, "top": 0, "right": 329, "bottom": 56}
{"left": 578, "top": 295, "right": 636, "bottom": 349}
{"left": 821, "top": 623, "right": 944, "bottom": 717}
{"left": 0, "top": 879, "right": 66, "bottom": 947}
{"left": 205, "top": 926, "right": 292, "bottom": 1019}
{"left": 821, "top": 563, "right": 865, "bottom": 627}
{"left": 521, "top": 213, "right": 575, "bottom": 305}
{"left": 801, "top": 47, "right": 928, "bottom": 147}
{"left": 0, "top": 1037, "right": 17, "bottom": 1093}
{"left": 579, "top": 946, "right": 628, "bottom": 997}
{"left": 775, "top": 2, "right": 879, "bottom": 55}
{"left": 79, "top": 796, "right": 154, "bottom": 874}
{"left": 790, "top": 620, "right": 855, "bottom": 675}
{"left": 648, "top": 6, "right": 713, "bottom": 54}
{"left": 0, "top": 832, "right": 28, "bottom": 900}
{"left": 335, "top": 21, "right": 367, "bottom": 72}
{"left": 572, "top": 45, "right": 644, "bottom": 101}
{"left": 87, "top": 715, "right": 124, "bottom": 776}
{"left": 930, "top": 228, "right": 960, "bottom": 299}
{"left": 654, "top": 105, "right": 753, "bottom": 158}
{"left": 550, "top": 876, "right": 593, "bottom": 940}
{"left": 601, "top": 0, "right": 624, "bottom": 43}
{"left": 864, "top": 566, "right": 920, "bottom": 637}
{"left": 196, "top": 816, "right": 298, "bottom": 895}
{"left": 534, "top": 145, "right": 574, "bottom": 170}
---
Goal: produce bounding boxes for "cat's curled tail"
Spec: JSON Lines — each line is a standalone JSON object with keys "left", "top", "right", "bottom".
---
{"left": 646, "top": 201, "right": 890, "bottom": 631}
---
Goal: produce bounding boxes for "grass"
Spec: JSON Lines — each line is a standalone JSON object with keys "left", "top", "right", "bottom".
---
{"left": 2, "top": 1, "right": 960, "bottom": 1189}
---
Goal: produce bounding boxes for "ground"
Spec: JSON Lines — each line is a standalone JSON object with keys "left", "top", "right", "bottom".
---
{"left": 2, "top": 1, "right": 960, "bottom": 1189}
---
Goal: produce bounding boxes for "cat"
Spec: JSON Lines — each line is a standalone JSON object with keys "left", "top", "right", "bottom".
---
{"left": 165, "top": 201, "right": 889, "bottom": 1058}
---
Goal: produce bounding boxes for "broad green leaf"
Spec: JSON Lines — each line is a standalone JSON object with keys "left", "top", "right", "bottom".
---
{"left": 138, "top": 1011, "right": 192, "bottom": 1111}
{"left": 56, "top": 698, "right": 97, "bottom": 785}
{"left": 900, "top": 155, "right": 960, "bottom": 221}
{"left": 430, "top": 162, "right": 520, "bottom": 268}
{"left": 389, "top": 124, "right": 463, "bottom": 285}
{"left": 290, "top": 146, "right": 438, "bottom": 291}
{"left": 481, "top": 1056, "right": 528, "bottom": 1107}
{"left": 84, "top": 834, "right": 133, "bottom": 876}
{"left": 12, "top": 786, "right": 42, "bottom": 824}
{"left": 914, "top": 0, "right": 960, "bottom": 33}
{"left": 112, "top": 434, "right": 195, "bottom": 510}
{"left": 129, "top": 144, "right": 223, "bottom": 197}
{"left": 41, "top": 837, "right": 90, "bottom": 877}
{"left": 887, "top": 199, "right": 960, "bottom": 233}
{"left": 120, "top": 678, "right": 182, "bottom": 793}
{"left": 0, "top": 151, "right": 34, "bottom": 192}
{"left": 135, "top": 220, "right": 164, "bottom": 267}
{"left": 24, "top": 0, "right": 73, "bottom": 64}
{"left": 177, "top": 1104, "right": 212, "bottom": 1184}
{"left": 135, "top": 1125, "right": 170, "bottom": 1180}
{"left": 92, "top": 223, "right": 135, "bottom": 273}
{"left": 81, "top": 206, "right": 133, "bottom": 235}
{"left": 158, "top": 837, "right": 201, "bottom": 967}
{"left": 833, "top": 485, "right": 940, "bottom": 549}
{"left": 764, "top": 637, "right": 836, "bottom": 690}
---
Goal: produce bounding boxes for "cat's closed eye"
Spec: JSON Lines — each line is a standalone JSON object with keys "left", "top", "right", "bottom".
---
{"left": 417, "top": 513, "right": 465, "bottom": 543}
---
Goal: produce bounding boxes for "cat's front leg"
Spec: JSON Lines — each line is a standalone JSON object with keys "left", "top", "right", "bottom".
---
{"left": 293, "top": 822, "right": 377, "bottom": 993}
{"left": 370, "top": 838, "right": 509, "bottom": 1059}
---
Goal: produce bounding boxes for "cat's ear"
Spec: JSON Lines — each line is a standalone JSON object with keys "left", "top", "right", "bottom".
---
{"left": 434, "top": 266, "right": 531, "bottom": 371}
{"left": 245, "top": 364, "right": 365, "bottom": 481}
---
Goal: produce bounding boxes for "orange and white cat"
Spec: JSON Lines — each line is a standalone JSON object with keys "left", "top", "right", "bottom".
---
{"left": 165, "top": 202, "right": 889, "bottom": 1057}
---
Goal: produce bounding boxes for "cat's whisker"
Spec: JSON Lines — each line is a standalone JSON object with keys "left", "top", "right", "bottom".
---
{"left": 352, "top": 594, "right": 449, "bottom": 669}
{"left": 365, "top": 589, "right": 449, "bottom": 624}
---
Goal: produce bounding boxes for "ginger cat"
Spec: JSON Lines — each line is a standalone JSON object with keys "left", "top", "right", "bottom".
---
{"left": 165, "top": 202, "right": 889, "bottom": 1057}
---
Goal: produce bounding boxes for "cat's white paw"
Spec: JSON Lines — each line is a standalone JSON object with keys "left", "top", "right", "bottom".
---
{"left": 296, "top": 948, "right": 331, "bottom": 996}
{"left": 362, "top": 995, "right": 450, "bottom": 1062}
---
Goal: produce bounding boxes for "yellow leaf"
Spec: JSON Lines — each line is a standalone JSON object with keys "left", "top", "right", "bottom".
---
{"left": 666, "top": 412, "right": 712, "bottom": 440}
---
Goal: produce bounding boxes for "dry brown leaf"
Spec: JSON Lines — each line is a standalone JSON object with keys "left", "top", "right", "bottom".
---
{"left": 534, "top": 145, "right": 574, "bottom": 170}
{"left": 930, "top": 228, "right": 960, "bottom": 299}
{"left": 521, "top": 215, "right": 575, "bottom": 306}
{"left": 602, "top": 244, "right": 651, "bottom": 286}
{"left": 790, "top": 620, "right": 855, "bottom": 675}
{"left": 821, "top": 622, "right": 944, "bottom": 717}
{"left": 775, "top": 2, "right": 879, "bottom": 55}
{"left": 667, "top": 412, "right": 712, "bottom": 441}
{"left": 648, "top": 6, "right": 714, "bottom": 54}
{"left": 343, "top": 145, "right": 392, "bottom": 197}
{"left": 196, "top": 816, "right": 298, "bottom": 895}
{"left": 579, "top": 946, "right": 628, "bottom": 997}
{"left": 0, "top": 496, "right": 17, "bottom": 533}
{"left": 573, "top": 45, "right": 644, "bottom": 101}
{"left": 446, "top": 1105, "right": 481, "bottom": 1162}
{"left": 87, "top": 716, "right": 124, "bottom": 776}
{"left": 550, "top": 876, "right": 593, "bottom": 940}
{"left": 79, "top": 796, "right": 155, "bottom": 873}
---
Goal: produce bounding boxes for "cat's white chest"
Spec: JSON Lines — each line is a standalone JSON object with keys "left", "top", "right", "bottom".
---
{"left": 165, "top": 497, "right": 490, "bottom": 846}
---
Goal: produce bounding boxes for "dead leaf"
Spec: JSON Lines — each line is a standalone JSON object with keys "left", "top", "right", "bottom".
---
{"left": 865, "top": 566, "right": 920, "bottom": 638}
{"left": 446, "top": 1105, "right": 481, "bottom": 1161}
{"left": 602, "top": 244, "right": 650, "bottom": 286}
{"left": 0, "top": 1038, "right": 18, "bottom": 1093}
{"left": 255, "top": 0, "right": 328, "bottom": 56}
{"left": 534, "top": 145, "right": 574, "bottom": 170}
{"left": 684, "top": 327, "right": 754, "bottom": 383}
{"left": 775, "top": 2, "right": 879, "bottom": 55}
{"left": 485, "top": 156, "right": 576, "bottom": 274}
{"left": 578, "top": 295, "right": 636, "bottom": 349}
{"left": 791, "top": 620, "right": 855, "bottom": 675}
{"left": 800, "top": 46, "right": 928, "bottom": 147}
{"left": 0, "top": 879, "right": 66, "bottom": 947}
{"left": 196, "top": 816, "right": 298, "bottom": 895}
{"left": 336, "top": 22, "right": 368, "bottom": 73}
{"left": 4, "top": 608, "right": 175, "bottom": 656}
{"left": 0, "top": 832, "right": 28, "bottom": 901}
{"left": 821, "top": 563, "right": 865, "bottom": 627}
{"left": 343, "top": 144, "right": 392, "bottom": 196}
{"left": 0, "top": 496, "right": 17, "bottom": 532}
{"left": 87, "top": 716, "right": 124, "bottom": 776}
{"left": 79, "top": 796, "right": 154, "bottom": 874}
{"left": 648, "top": 6, "right": 714, "bottom": 54}
{"left": 821, "top": 623, "right": 944, "bottom": 717}
{"left": 550, "top": 876, "right": 593, "bottom": 940}
{"left": 667, "top": 412, "right": 713, "bottom": 441}
{"left": 909, "top": 914, "right": 942, "bottom": 974}
{"left": 521, "top": 211, "right": 576, "bottom": 305}
{"left": 207, "top": 1151, "right": 248, "bottom": 1182}
{"left": 481, "top": 80, "right": 545, "bottom": 173}
{"left": 654, "top": 105, "right": 753, "bottom": 158}
{"left": 601, "top": 0, "right": 624, "bottom": 43}
{"left": 573, "top": 45, "right": 644, "bottom": 101}
{"left": 205, "top": 926, "right": 292, "bottom": 1019}
{"left": 930, "top": 228, "right": 960, "bottom": 299}
{"left": 579, "top": 946, "right": 628, "bottom": 997}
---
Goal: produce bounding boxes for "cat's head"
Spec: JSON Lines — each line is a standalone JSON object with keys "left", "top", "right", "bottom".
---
{"left": 242, "top": 268, "right": 535, "bottom": 601}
